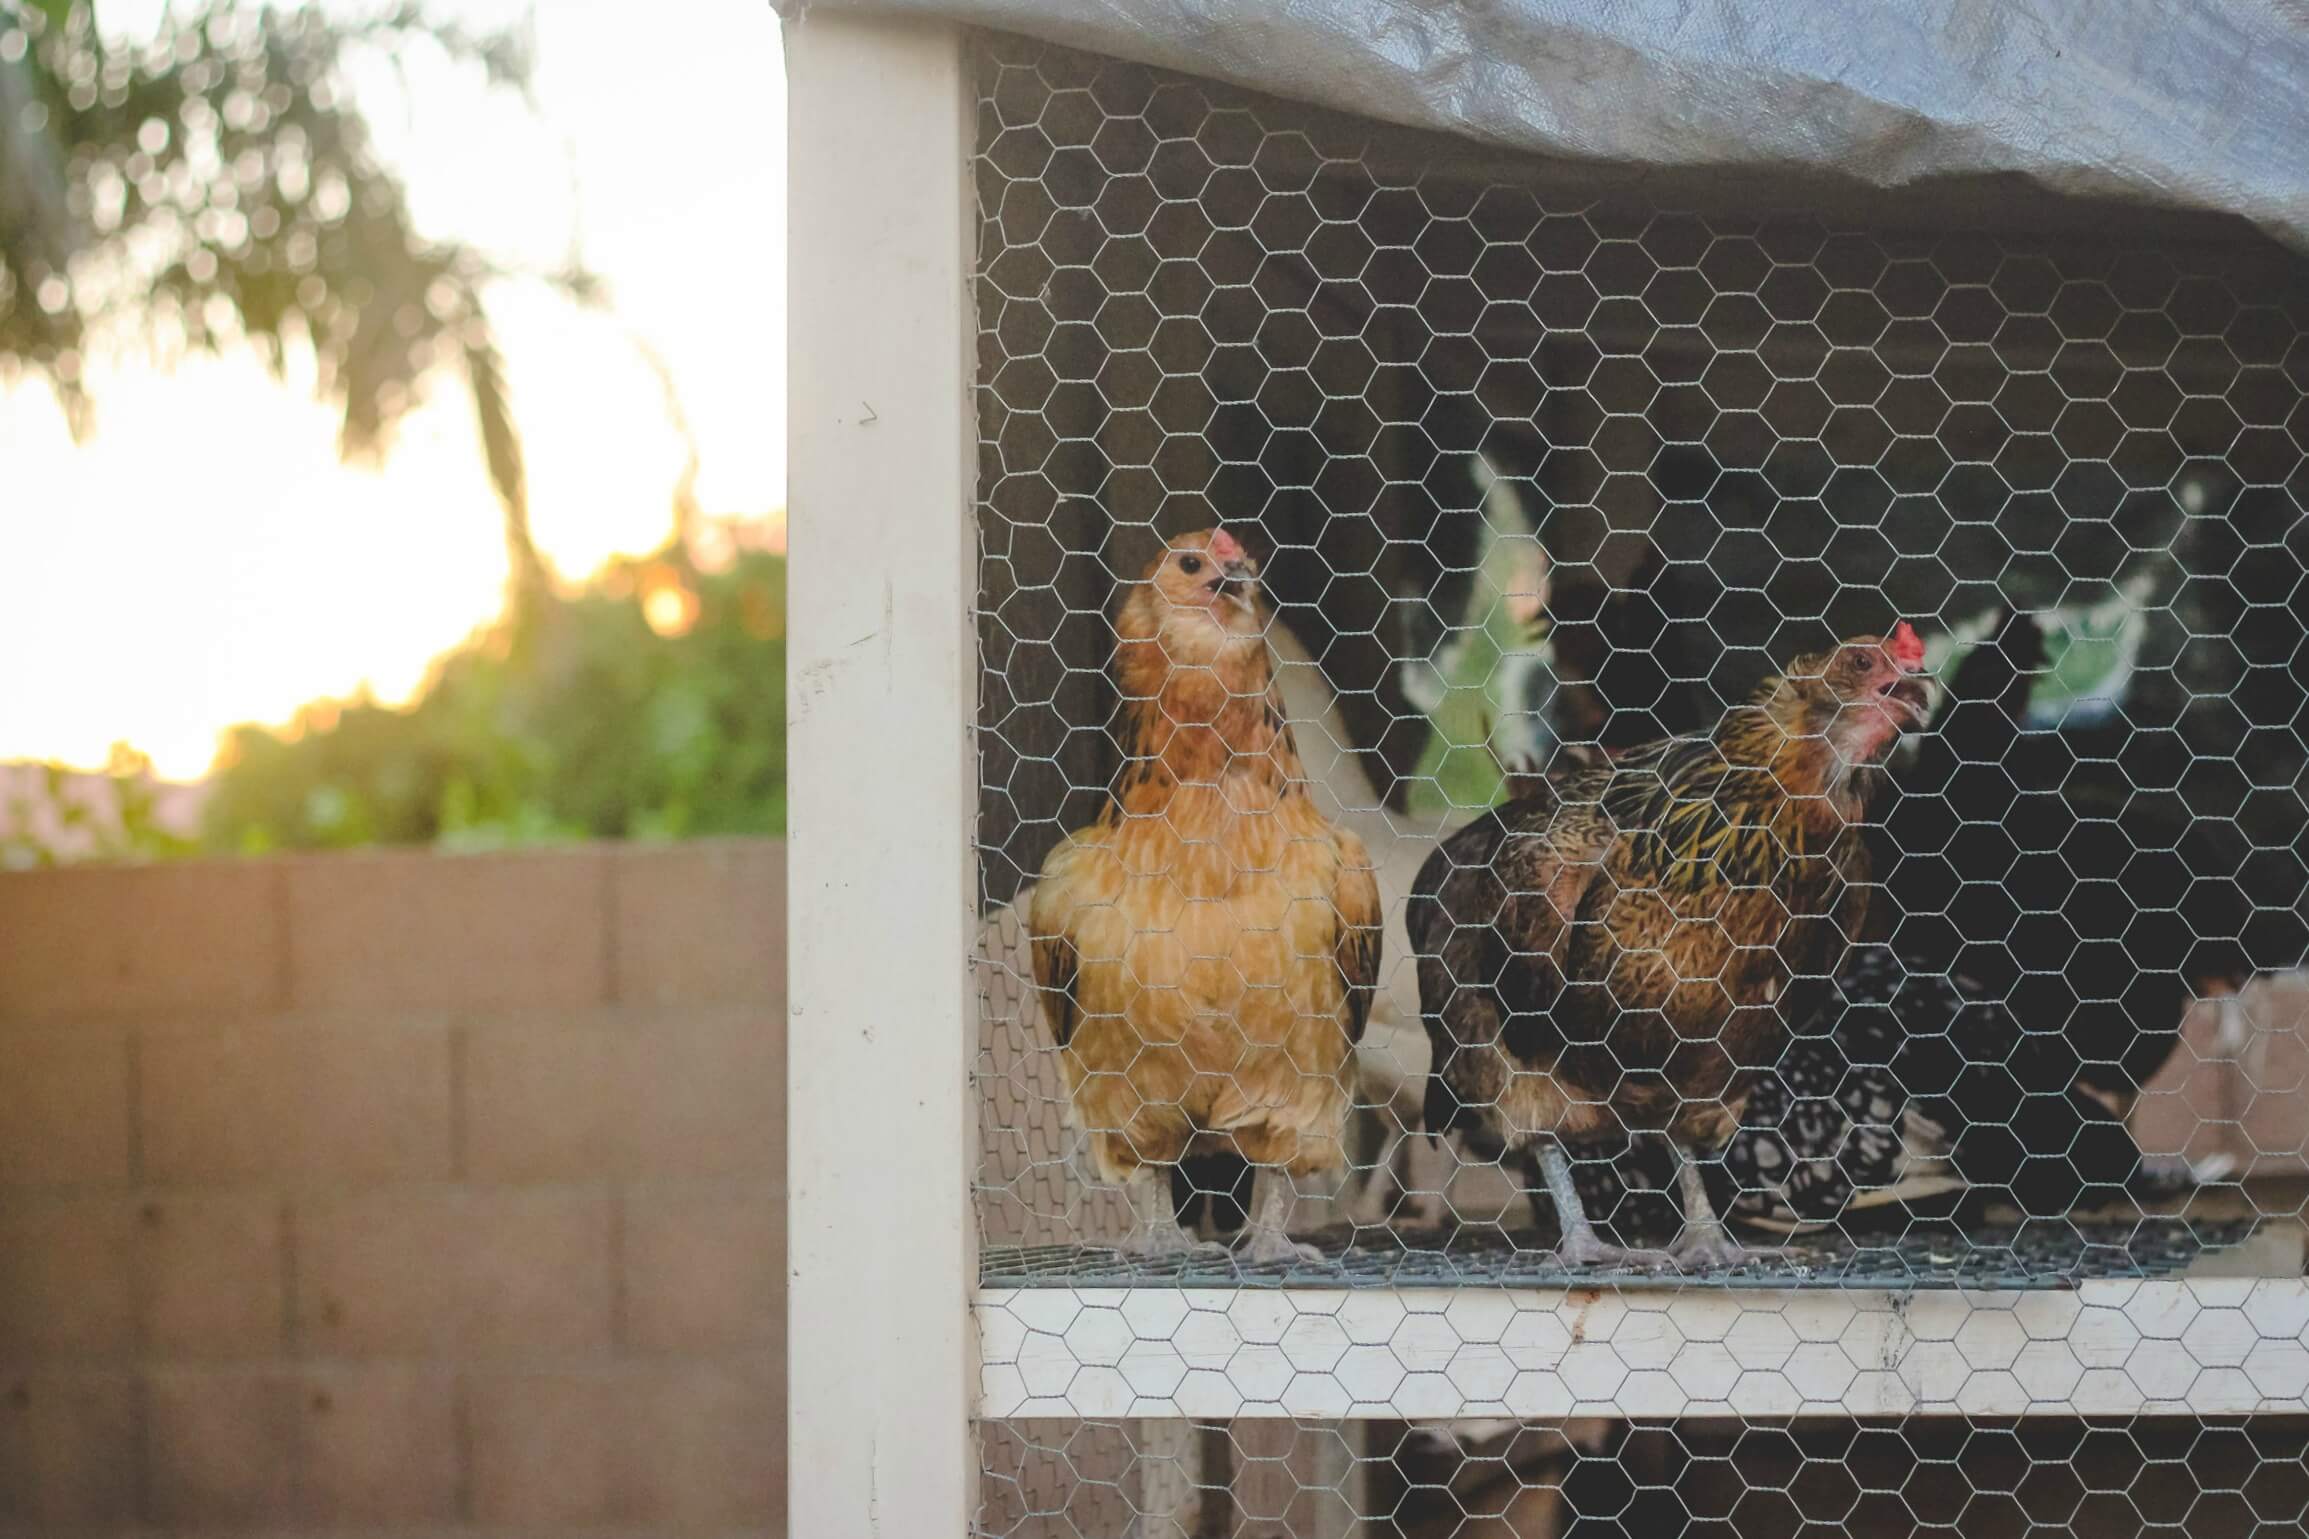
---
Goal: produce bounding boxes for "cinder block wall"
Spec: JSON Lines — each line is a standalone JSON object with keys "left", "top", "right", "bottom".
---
{"left": 0, "top": 840, "right": 786, "bottom": 1535}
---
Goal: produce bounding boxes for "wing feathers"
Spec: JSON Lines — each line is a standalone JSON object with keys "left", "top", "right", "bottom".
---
{"left": 1031, "top": 933, "right": 1082, "bottom": 1047}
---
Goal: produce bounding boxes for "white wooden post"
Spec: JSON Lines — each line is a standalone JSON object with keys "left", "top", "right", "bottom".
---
{"left": 785, "top": 13, "right": 977, "bottom": 1537}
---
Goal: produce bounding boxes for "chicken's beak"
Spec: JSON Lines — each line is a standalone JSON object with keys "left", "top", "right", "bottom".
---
{"left": 1885, "top": 679, "right": 1930, "bottom": 728}
{"left": 1210, "top": 558, "right": 1257, "bottom": 607}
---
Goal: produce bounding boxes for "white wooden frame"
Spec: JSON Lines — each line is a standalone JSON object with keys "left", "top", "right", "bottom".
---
{"left": 981, "top": 1265, "right": 2309, "bottom": 1421}
{"left": 783, "top": 15, "right": 2309, "bottom": 1532}
{"left": 786, "top": 13, "right": 978, "bottom": 1538}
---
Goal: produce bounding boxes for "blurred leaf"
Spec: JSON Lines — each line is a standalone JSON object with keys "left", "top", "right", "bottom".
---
{"left": 0, "top": 0, "right": 590, "bottom": 557}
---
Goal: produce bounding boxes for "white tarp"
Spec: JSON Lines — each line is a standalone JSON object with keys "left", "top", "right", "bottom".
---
{"left": 779, "top": 0, "right": 2309, "bottom": 252}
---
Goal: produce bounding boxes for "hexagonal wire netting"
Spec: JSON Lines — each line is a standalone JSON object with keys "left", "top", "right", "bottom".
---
{"left": 966, "top": 31, "right": 2309, "bottom": 1537}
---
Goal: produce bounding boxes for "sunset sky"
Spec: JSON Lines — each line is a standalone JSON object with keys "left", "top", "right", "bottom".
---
{"left": 0, "top": 0, "right": 786, "bottom": 779}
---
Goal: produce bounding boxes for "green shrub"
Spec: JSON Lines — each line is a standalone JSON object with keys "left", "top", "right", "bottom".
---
{"left": 201, "top": 544, "right": 786, "bottom": 853}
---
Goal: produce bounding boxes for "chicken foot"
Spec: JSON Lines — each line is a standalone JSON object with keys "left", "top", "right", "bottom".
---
{"left": 1536, "top": 1140, "right": 1677, "bottom": 1270}
{"left": 1236, "top": 1168, "right": 1326, "bottom": 1268}
{"left": 1668, "top": 1141, "right": 1785, "bottom": 1271}
{"left": 1112, "top": 1166, "right": 1228, "bottom": 1260}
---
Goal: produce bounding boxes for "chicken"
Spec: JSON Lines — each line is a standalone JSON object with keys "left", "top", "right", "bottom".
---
{"left": 1553, "top": 609, "right": 2263, "bottom": 1242}
{"left": 1566, "top": 938, "right": 2266, "bottom": 1242}
{"left": 1029, "top": 527, "right": 1383, "bottom": 1265}
{"left": 1561, "top": 945, "right": 2183, "bottom": 1239}
{"left": 1546, "top": 542, "right": 1725, "bottom": 756}
{"left": 1342, "top": 542, "right": 1730, "bottom": 1232}
{"left": 1410, "top": 623, "right": 1929, "bottom": 1268}
{"left": 1176, "top": 612, "right": 1442, "bottom": 1238}
{"left": 1875, "top": 608, "right": 2259, "bottom": 1108}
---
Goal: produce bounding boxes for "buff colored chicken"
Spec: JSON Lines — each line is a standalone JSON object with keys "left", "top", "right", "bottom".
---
{"left": 1029, "top": 528, "right": 1383, "bottom": 1265}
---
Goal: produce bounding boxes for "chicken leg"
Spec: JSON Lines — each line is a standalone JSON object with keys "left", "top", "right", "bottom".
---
{"left": 1113, "top": 1166, "right": 1227, "bottom": 1260}
{"left": 1668, "top": 1142, "right": 1784, "bottom": 1270}
{"left": 1236, "top": 1168, "right": 1325, "bottom": 1268}
{"left": 1537, "top": 1140, "right": 1676, "bottom": 1270}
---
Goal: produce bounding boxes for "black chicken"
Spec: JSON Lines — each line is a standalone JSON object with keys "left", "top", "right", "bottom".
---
{"left": 1546, "top": 543, "right": 1723, "bottom": 756}
{"left": 1876, "top": 610, "right": 2256, "bottom": 1130}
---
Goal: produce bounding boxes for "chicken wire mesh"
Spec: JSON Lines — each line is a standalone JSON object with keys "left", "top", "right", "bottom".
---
{"left": 980, "top": 1415, "right": 2309, "bottom": 1537}
{"left": 965, "top": 29, "right": 2309, "bottom": 1537}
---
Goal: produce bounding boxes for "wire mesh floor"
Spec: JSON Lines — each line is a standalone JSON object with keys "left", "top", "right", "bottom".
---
{"left": 980, "top": 1218, "right": 2264, "bottom": 1291}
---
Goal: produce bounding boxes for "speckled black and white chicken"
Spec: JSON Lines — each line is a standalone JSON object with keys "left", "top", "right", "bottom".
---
{"left": 1559, "top": 944, "right": 2169, "bottom": 1236}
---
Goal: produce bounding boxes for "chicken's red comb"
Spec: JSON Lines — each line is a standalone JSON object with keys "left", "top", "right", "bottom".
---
{"left": 1207, "top": 528, "right": 1245, "bottom": 562}
{"left": 1888, "top": 620, "right": 1925, "bottom": 669}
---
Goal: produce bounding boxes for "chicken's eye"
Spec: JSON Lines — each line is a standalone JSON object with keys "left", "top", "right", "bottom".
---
{"left": 1179, "top": 554, "right": 1204, "bottom": 576}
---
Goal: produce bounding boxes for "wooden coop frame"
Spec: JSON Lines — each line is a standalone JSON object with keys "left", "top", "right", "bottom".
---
{"left": 784, "top": 12, "right": 2309, "bottom": 1537}
{"left": 787, "top": 14, "right": 980, "bottom": 1538}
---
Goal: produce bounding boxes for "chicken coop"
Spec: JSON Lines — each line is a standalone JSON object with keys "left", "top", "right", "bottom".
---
{"left": 784, "top": 6, "right": 2309, "bottom": 1535}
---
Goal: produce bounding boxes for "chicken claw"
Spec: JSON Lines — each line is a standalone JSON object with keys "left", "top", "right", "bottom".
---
{"left": 1666, "top": 1224, "right": 1785, "bottom": 1272}
{"left": 1550, "top": 1227, "right": 1679, "bottom": 1271}
{"left": 1114, "top": 1226, "right": 1229, "bottom": 1261}
{"left": 1236, "top": 1229, "right": 1327, "bottom": 1268}
{"left": 1536, "top": 1141, "right": 1677, "bottom": 1271}
{"left": 1111, "top": 1167, "right": 1227, "bottom": 1260}
{"left": 1667, "top": 1142, "right": 1786, "bottom": 1273}
{"left": 1234, "top": 1169, "right": 1326, "bottom": 1269}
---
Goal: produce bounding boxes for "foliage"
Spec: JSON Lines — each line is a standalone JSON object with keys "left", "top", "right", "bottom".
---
{"left": 0, "top": 0, "right": 588, "bottom": 588}
{"left": 0, "top": 2, "right": 777, "bottom": 865}
{"left": 0, "top": 744, "right": 201, "bottom": 868}
{"left": 198, "top": 541, "right": 788, "bottom": 853}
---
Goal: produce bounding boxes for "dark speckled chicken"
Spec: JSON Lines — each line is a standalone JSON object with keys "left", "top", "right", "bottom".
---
{"left": 1565, "top": 614, "right": 2262, "bottom": 1238}
{"left": 1411, "top": 626, "right": 1929, "bottom": 1269}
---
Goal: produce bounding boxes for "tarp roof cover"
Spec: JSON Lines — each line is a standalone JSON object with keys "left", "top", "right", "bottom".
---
{"left": 779, "top": 0, "right": 2309, "bottom": 252}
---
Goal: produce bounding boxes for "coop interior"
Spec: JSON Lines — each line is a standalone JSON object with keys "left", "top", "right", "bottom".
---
{"left": 962, "top": 29, "right": 2309, "bottom": 1538}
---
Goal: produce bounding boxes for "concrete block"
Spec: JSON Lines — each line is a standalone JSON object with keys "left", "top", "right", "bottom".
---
{"left": 144, "top": 1369, "right": 299, "bottom": 1524}
{"left": 0, "top": 1373, "right": 138, "bottom": 1524}
{"left": 296, "top": 1366, "right": 460, "bottom": 1524}
{"left": 293, "top": 1020, "right": 456, "bottom": 1181}
{"left": 139, "top": 1019, "right": 452, "bottom": 1184}
{"left": 286, "top": 849, "right": 610, "bottom": 1010}
{"left": 0, "top": 1196, "right": 135, "bottom": 1358}
{"left": 466, "top": 1368, "right": 620, "bottom": 1525}
{"left": 468, "top": 1357, "right": 776, "bottom": 1525}
{"left": 136, "top": 1193, "right": 285, "bottom": 1358}
{"left": 294, "top": 1188, "right": 612, "bottom": 1356}
{"left": 0, "top": 864, "right": 283, "bottom": 1022}
{"left": 460, "top": 1015, "right": 618, "bottom": 1182}
{"left": 618, "top": 1007, "right": 780, "bottom": 1179}
{"left": 0, "top": 1028, "right": 130, "bottom": 1186}
{"left": 621, "top": 1183, "right": 779, "bottom": 1353}
{"left": 612, "top": 840, "right": 787, "bottom": 1006}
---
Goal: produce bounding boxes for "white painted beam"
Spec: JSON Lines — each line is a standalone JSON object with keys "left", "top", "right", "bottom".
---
{"left": 786, "top": 13, "right": 977, "bottom": 1537}
{"left": 980, "top": 1272, "right": 2309, "bottom": 1420}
